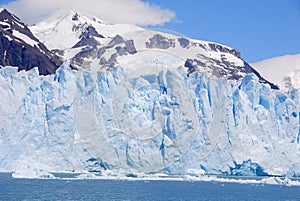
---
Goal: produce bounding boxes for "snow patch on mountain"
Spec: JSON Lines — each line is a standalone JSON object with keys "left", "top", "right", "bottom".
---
{"left": 0, "top": 20, "right": 8, "bottom": 25}
{"left": 12, "top": 30, "right": 39, "bottom": 47}
{"left": 252, "top": 54, "right": 300, "bottom": 90}
{"left": 2, "top": 33, "right": 13, "bottom": 41}
{"left": 30, "top": 10, "right": 143, "bottom": 50}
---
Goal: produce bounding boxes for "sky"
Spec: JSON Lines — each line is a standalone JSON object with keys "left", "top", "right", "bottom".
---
{"left": 0, "top": 0, "right": 299, "bottom": 63}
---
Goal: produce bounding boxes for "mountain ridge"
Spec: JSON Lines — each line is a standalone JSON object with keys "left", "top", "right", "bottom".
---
{"left": 28, "top": 9, "right": 278, "bottom": 89}
{"left": 0, "top": 9, "right": 62, "bottom": 75}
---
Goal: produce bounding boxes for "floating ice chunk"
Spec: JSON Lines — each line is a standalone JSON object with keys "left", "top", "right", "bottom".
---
{"left": 12, "top": 166, "right": 56, "bottom": 179}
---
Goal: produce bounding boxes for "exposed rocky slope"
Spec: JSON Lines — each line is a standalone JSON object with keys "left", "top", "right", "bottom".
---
{"left": 0, "top": 9, "right": 62, "bottom": 75}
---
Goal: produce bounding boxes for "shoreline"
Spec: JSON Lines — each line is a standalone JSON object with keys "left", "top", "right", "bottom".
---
{"left": 1, "top": 171, "right": 300, "bottom": 186}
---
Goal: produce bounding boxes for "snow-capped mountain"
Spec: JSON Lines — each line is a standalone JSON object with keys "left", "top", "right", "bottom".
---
{"left": 30, "top": 10, "right": 277, "bottom": 89}
{"left": 252, "top": 54, "right": 300, "bottom": 90}
{"left": 0, "top": 9, "right": 299, "bottom": 178}
{"left": 0, "top": 9, "right": 62, "bottom": 75}
{"left": 30, "top": 10, "right": 143, "bottom": 50}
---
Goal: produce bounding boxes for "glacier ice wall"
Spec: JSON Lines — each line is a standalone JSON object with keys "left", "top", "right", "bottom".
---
{"left": 0, "top": 62, "right": 299, "bottom": 176}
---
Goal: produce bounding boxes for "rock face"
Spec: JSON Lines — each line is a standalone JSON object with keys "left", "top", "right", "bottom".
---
{"left": 72, "top": 23, "right": 104, "bottom": 48}
{"left": 0, "top": 9, "right": 62, "bottom": 75}
{"left": 184, "top": 58, "right": 278, "bottom": 89}
{"left": 71, "top": 34, "right": 137, "bottom": 69}
{"left": 178, "top": 38, "right": 190, "bottom": 48}
{"left": 146, "top": 34, "right": 176, "bottom": 49}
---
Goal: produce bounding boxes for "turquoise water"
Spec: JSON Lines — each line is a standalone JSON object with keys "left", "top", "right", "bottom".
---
{"left": 0, "top": 173, "right": 299, "bottom": 201}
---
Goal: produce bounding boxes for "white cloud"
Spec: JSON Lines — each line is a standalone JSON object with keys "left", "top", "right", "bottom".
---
{"left": 1, "top": 0, "right": 175, "bottom": 26}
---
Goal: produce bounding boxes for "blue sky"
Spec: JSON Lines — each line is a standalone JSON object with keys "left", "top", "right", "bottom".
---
{"left": 1, "top": 0, "right": 300, "bottom": 63}
{"left": 0, "top": 0, "right": 12, "bottom": 4}
{"left": 148, "top": 0, "right": 300, "bottom": 63}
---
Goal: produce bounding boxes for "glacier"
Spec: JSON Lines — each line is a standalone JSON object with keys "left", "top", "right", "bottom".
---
{"left": 0, "top": 60, "right": 299, "bottom": 177}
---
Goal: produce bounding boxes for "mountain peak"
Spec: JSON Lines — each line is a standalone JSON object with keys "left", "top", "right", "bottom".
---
{"left": 72, "top": 12, "right": 80, "bottom": 21}
{"left": 0, "top": 8, "right": 6, "bottom": 15}
{"left": 36, "top": 9, "right": 107, "bottom": 27}
{"left": 0, "top": 9, "right": 62, "bottom": 75}
{"left": 0, "top": 8, "right": 22, "bottom": 25}
{"left": 0, "top": 8, "right": 38, "bottom": 43}
{"left": 30, "top": 9, "right": 142, "bottom": 50}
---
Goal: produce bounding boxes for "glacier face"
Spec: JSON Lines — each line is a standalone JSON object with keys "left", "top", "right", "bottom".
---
{"left": 0, "top": 61, "right": 299, "bottom": 177}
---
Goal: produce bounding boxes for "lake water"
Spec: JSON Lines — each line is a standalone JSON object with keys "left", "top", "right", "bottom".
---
{"left": 1, "top": 173, "right": 300, "bottom": 201}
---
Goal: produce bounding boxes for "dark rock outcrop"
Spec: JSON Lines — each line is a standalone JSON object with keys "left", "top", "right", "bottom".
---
{"left": 73, "top": 37, "right": 100, "bottom": 49}
{"left": 0, "top": 9, "right": 62, "bottom": 75}
{"left": 184, "top": 56, "right": 278, "bottom": 89}
{"left": 208, "top": 43, "right": 241, "bottom": 58}
{"left": 146, "top": 34, "right": 175, "bottom": 49}
{"left": 71, "top": 34, "right": 137, "bottom": 69}
{"left": 72, "top": 13, "right": 80, "bottom": 21}
{"left": 72, "top": 24, "right": 104, "bottom": 48}
{"left": 178, "top": 38, "right": 190, "bottom": 48}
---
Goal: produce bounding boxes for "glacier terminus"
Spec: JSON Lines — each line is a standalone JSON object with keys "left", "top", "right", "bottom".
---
{"left": 1, "top": 60, "right": 299, "bottom": 177}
